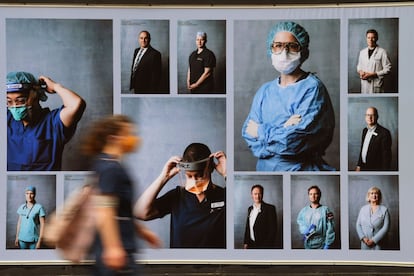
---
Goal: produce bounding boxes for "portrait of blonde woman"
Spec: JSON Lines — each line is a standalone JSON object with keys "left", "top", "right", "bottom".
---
{"left": 356, "top": 186, "right": 390, "bottom": 250}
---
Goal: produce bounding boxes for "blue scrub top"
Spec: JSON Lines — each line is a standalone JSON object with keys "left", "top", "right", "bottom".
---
{"left": 297, "top": 204, "right": 335, "bottom": 249}
{"left": 7, "top": 106, "right": 76, "bottom": 171}
{"left": 242, "top": 73, "right": 335, "bottom": 171}
{"left": 17, "top": 203, "right": 46, "bottom": 242}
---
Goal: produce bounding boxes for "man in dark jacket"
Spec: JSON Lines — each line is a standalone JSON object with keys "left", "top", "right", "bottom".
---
{"left": 130, "top": 30, "right": 162, "bottom": 94}
{"left": 356, "top": 106, "right": 392, "bottom": 171}
{"left": 244, "top": 184, "right": 277, "bottom": 249}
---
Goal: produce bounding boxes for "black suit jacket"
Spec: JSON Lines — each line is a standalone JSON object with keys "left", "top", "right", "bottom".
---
{"left": 243, "top": 202, "right": 277, "bottom": 248}
{"left": 357, "top": 124, "right": 392, "bottom": 171}
{"left": 130, "top": 46, "right": 162, "bottom": 93}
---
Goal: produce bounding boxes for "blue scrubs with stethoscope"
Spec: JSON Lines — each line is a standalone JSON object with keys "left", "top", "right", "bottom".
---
{"left": 16, "top": 203, "right": 46, "bottom": 249}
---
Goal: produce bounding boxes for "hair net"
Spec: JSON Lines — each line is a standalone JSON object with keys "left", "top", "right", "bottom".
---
{"left": 267, "top": 21, "right": 310, "bottom": 62}
{"left": 25, "top": 186, "right": 36, "bottom": 195}
{"left": 6, "top": 71, "right": 48, "bottom": 101}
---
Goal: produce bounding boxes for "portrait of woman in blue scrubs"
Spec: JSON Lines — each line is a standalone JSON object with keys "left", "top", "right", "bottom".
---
{"left": 241, "top": 21, "right": 335, "bottom": 171}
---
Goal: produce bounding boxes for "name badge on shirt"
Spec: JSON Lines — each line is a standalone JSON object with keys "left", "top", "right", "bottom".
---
{"left": 211, "top": 201, "right": 225, "bottom": 209}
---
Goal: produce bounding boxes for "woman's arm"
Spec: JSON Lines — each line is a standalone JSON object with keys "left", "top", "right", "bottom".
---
{"left": 372, "top": 207, "right": 390, "bottom": 245}
{"left": 95, "top": 195, "right": 126, "bottom": 270}
{"left": 134, "top": 222, "right": 162, "bottom": 248}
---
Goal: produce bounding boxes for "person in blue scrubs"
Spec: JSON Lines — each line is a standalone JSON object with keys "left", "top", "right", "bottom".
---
{"left": 242, "top": 21, "right": 335, "bottom": 171}
{"left": 7, "top": 71, "right": 86, "bottom": 171}
{"left": 15, "top": 186, "right": 46, "bottom": 249}
{"left": 296, "top": 185, "right": 335, "bottom": 249}
{"left": 135, "top": 143, "right": 227, "bottom": 248}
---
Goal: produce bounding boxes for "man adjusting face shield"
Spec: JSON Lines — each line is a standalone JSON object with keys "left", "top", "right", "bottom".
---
{"left": 177, "top": 157, "right": 213, "bottom": 195}
{"left": 134, "top": 143, "right": 227, "bottom": 248}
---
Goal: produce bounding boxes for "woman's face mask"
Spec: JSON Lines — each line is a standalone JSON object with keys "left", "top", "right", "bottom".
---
{"left": 177, "top": 156, "right": 212, "bottom": 195}
{"left": 8, "top": 105, "right": 29, "bottom": 121}
{"left": 179, "top": 159, "right": 211, "bottom": 195}
{"left": 271, "top": 50, "right": 301, "bottom": 75}
{"left": 121, "top": 135, "right": 141, "bottom": 153}
{"left": 185, "top": 177, "right": 210, "bottom": 195}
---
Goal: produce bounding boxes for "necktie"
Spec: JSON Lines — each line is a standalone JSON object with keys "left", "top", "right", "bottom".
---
{"left": 133, "top": 48, "right": 145, "bottom": 72}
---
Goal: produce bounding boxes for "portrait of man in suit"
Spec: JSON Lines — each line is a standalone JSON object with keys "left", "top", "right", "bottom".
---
{"left": 130, "top": 30, "right": 162, "bottom": 93}
{"left": 243, "top": 184, "right": 277, "bottom": 249}
{"left": 356, "top": 106, "right": 392, "bottom": 171}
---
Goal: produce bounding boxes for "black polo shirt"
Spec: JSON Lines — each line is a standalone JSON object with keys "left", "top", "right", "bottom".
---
{"left": 154, "top": 183, "right": 226, "bottom": 248}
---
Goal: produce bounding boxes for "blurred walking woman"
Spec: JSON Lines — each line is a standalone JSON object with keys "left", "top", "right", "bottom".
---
{"left": 356, "top": 186, "right": 390, "bottom": 250}
{"left": 82, "top": 114, "right": 160, "bottom": 275}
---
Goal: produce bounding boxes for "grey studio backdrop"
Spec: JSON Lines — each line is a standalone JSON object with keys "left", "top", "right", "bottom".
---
{"left": 120, "top": 20, "right": 170, "bottom": 94}
{"left": 177, "top": 20, "right": 226, "bottom": 94}
{"left": 6, "top": 18, "right": 114, "bottom": 171}
{"left": 233, "top": 175, "right": 284, "bottom": 249}
{"left": 6, "top": 175, "right": 56, "bottom": 249}
{"left": 348, "top": 18, "right": 399, "bottom": 94}
{"left": 234, "top": 19, "right": 340, "bottom": 171}
{"left": 121, "top": 97, "right": 226, "bottom": 248}
{"left": 290, "top": 175, "right": 341, "bottom": 249}
{"left": 347, "top": 97, "right": 398, "bottom": 171}
{"left": 348, "top": 175, "right": 400, "bottom": 250}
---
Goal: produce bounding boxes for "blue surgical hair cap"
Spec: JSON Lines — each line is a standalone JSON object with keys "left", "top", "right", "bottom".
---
{"left": 6, "top": 71, "right": 48, "bottom": 102}
{"left": 267, "top": 21, "right": 310, "bottom": 62}
{"left": 25, "top": 186, "right": 36, "bottom": 194}
{"left": 7, "top": 71, "right": 37, "bottom": 93}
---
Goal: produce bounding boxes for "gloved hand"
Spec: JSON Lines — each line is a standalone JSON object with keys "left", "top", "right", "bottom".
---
{"left": 246, "top": 119, "right": 259, "bottom": 138}
{"left": 283, "top": 114, "right": 301, "bottom": 128}
{"left": 323, "top": 244, "right": 329, "bottom": 250}
{"left": 303, "top": 224, "right": 316, "bottom": 241}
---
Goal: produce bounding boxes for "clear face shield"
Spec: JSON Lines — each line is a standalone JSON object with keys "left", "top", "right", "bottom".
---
{"left": 177, "top": 157, "right": 211, "bottom": 195}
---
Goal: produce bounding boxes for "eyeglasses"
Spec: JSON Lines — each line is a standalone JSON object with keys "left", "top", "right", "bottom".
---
{"left": 271, "top": 41, "right": 301, "bottom": 54}
{"left": 7, "top": 97, "right": 27, "bottom": 107}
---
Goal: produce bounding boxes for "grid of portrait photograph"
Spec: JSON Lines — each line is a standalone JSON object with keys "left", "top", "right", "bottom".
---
{"left": 1, "top": 5, "right": 411, "bottom": 265}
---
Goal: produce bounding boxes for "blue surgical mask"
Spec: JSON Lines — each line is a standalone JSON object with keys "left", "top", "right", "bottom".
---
{"left": 8, "top": 105, "right": 29, "bottom": 121}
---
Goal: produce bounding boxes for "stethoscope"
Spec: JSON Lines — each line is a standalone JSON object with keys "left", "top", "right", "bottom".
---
{"left": 24, "top": 203, "right": 35, "bottom": 219}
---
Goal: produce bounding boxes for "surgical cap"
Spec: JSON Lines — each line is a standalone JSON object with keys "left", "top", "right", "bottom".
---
{"left": 6, "top": 71, "right": 48, "bottom": 101}
{"left": 6, "top": 71, "right": 37, "bottom": 93}
{"left": 267, "top": 21, "right": 310, "bottom": 57}
{"left": 25, "top": 186, "right": 36, "bottom": 194}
